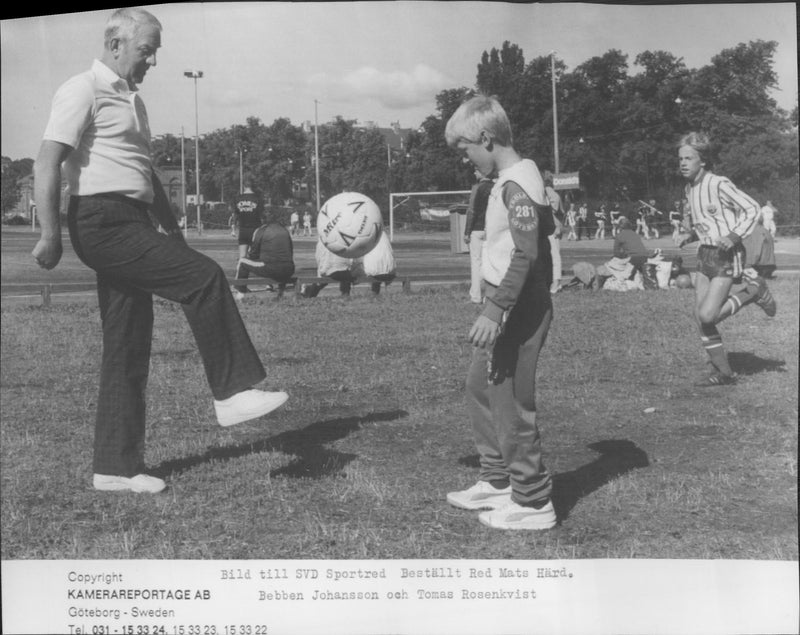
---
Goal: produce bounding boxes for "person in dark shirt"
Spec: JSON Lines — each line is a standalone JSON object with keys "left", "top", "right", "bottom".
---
{"left": 231, "top": 184, "right": 264, "bottom": 260}
{"left": 234, "top": 210, "right": 295, "bottom": 297}
{"left": 613, "top": 217, "right": 652, "bottom": 270}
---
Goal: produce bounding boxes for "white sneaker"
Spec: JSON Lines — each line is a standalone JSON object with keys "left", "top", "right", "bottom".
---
{"left": 446, "top": 481, "right": 512, "bottom": 510}
{"left": 478, "top": 499, "right": 557, "bottom": 530}
{"left": 93, "top": 473, "right": 166, "bottom": 493}
{"left": 214, "top": 389, "right": 289, "bottom": 427}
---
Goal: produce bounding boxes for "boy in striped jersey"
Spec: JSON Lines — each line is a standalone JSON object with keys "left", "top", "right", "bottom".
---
{"left": 676, "top": 132, "right": 776, "bottom": 387}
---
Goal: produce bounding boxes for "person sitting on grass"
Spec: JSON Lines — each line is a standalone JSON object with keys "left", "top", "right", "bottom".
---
{"left": 613, "top": 217, "right": 659, "bottom": 280}
{"left": 233, "top": 209, "right": 295, "bottom": 299}
{"left": 741, "top": 214, "right": 777, "bottom": 280}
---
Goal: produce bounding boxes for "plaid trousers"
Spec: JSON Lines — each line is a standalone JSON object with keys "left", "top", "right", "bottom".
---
{"left": 67, "top": 194, "right": 266, "bottom": 476}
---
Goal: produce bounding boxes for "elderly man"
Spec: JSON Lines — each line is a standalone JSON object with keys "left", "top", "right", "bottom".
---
{"left": 32, "top": 7, "right": 287, "bottom": 494}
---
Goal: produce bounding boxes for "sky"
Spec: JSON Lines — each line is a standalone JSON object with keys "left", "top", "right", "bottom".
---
{"left": 1, "top": 2, "right": 797, "bottom": 160}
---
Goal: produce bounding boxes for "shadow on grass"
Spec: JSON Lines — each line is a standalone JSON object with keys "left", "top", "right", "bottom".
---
{"left": 728, "top": 352, "right": 786, "bottom": 376}
{"left": 152, "top": 409, "right": 408, "bottom": 480}
{"left": 459, "top": 439, "right": 650, "bottom": 522}
{"left": 552, "top": 440, "right": 650, "bottom": 521}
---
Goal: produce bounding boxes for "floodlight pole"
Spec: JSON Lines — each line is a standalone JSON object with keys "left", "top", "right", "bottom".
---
{"left": 184, "top": 70, "right": 203, "bottom": 235}
{"left": 314, "top": 99, "right": 321, "bottom": 211}
{"left": 550, "top": 52, "right": 560, "bottom": 174}
{"left": 180, "top": 127, "right": 187, "bottom": 238}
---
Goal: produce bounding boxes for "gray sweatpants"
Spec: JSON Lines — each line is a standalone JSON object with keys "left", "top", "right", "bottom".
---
{"left": 465, "top": 284, "right": 553, "bottom": 505}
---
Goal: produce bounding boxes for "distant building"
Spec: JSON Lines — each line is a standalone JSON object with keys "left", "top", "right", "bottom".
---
{"left": 360, "top": 120, "right": 413, "bottom": 154}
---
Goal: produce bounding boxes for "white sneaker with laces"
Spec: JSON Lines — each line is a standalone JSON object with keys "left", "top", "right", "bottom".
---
{"left": 93, "top": 473, "right": 166, "bottom": 493}
{"left": 478, "top": 499, "right": 557, "bottom": 530}
{"left": 214, "top": 389, "right": 289, "bottom": 427}
{"left": 446, "top": 481, "right": 512, "bottom": 510}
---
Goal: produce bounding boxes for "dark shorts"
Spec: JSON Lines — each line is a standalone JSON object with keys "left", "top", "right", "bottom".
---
{"left": 238, "top": 227, "right": 257, "bottom": 245}
{"left": 697, "top": 244, "right": 744, "bottom": 279}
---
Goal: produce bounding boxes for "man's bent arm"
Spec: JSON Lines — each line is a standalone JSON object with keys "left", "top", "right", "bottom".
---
{"left": 32, "top": 140, "right": 71, "bottom": 269}
{"left": 151, "top": 170, "right": 182, "bottom": 236}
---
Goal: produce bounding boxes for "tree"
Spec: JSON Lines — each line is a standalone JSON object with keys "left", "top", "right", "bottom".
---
{"left": 1, "top": 157, "right": 33, "bottom": 215}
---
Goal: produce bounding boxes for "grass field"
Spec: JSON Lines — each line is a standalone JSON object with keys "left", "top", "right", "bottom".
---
{"left": 1, "top": 279, "right": 797, "bottom": 560}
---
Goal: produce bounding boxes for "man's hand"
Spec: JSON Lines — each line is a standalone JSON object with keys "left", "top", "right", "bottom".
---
{"left": 32, "top": 237, "right": 63, "bottom": 270}
{"left": 468, "top": 314, "right": 501, "bottom": 349}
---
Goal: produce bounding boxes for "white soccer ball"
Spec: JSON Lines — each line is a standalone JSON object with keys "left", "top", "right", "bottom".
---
{"left": 317, "top": 192, "right": 383, "bottom": 258}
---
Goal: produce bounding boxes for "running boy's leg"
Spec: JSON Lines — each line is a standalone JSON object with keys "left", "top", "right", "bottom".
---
{"left": 694, "top": 272, "right": 736, "bottom": 381}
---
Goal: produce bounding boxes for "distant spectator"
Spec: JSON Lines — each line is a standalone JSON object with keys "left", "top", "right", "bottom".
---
{"left": 594, "top": 205, "right": 607, "bottom": 240}
{"left": 231, "top": 184, "right": 264, "bottom": 260}
{"left": 576, "top": 203, "right": 588, "bottom": 240}
{"left": 645, "top": 200, "right": 662, "bottom": 238}
{"left": 464, "top": 168, "right": 493, "bottom": 303}
{"left": 609, "top": 202, "right": 622, "bottom": 237}
{"left": 614, "top": 216, "right": 653, "bottom": 274}
{"left": 363, "top": 231, "right": 397, "bottom": 295}
{"left": 565, "top": 203, "right": 577, "bottom": 241}
{"left": 742, "top": 216, "right": 777, "bottom": 279}
{"left": 669, "top": 201, "right": 683, "bottom": 241}
{"left": 234, "top": 209, "right": 295, "bottom": 297}
{"left": 302, "top": 210, "right": 312, "bottom": 236}
{"left": 544, "top": 173, "right": 564, "bottom": 294}
{"left": 760, "top": 200, "right": 777, "bottom": 238}
{"left": 302, "top": 238, "right": 362, "bottom": 298}
{"left": 289, "top": 210, "right": 300, "bottom": 235}
{"left": 635, "top": 204, "right": 650, "bottom": 238}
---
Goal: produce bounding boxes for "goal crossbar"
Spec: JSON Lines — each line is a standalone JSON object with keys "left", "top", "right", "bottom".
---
{"left": 389, "top": 190, "right": 470, "bottom": 240}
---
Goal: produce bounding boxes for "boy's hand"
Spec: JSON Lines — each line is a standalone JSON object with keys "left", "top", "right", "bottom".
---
{"left": 468, "top": 315, "right": 501, "bottom": 349}
{"left": 717, "top": 235, "right": 735, "bottom": 251}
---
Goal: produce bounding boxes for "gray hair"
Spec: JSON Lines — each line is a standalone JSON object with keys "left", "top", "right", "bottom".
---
{"left": 104, "top": 7, "right": 162, "bottom": 48}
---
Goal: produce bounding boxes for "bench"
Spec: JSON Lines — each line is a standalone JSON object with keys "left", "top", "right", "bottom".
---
{"left": 227, "top": 273, "right": 470, "bottom": 297}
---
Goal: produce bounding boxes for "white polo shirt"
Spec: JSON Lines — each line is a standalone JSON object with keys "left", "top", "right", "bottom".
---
{"left": 43, "top": 59, "right": 154, "bottom": 203}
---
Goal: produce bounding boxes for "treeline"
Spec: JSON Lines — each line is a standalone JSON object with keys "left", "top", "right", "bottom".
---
{"left": 3, "top": 39, "right": 798, "bottom": 227}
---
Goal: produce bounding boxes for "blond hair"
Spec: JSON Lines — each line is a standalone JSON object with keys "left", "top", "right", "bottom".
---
{"left": 445, "top": 95, "right": 513, "bottom": 148}
{"left": 678, "top": 131, "right": 715, "bottom": 169}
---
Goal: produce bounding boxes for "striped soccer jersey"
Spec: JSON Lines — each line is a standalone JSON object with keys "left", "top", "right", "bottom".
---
{"left": 684, "top": 172, "right": 760, "bottom": 245}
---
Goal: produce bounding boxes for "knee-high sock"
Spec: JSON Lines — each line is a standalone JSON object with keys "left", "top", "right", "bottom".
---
{"left": 721, "top": 277, "right": 760, "bottom": 319}
{"left": 700, "top": 323, "right": 732, "bottom": 376}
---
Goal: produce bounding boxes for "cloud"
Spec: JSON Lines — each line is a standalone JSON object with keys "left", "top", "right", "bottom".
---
{"left": 308, "top": 64, "right": 452, "bottom": 110}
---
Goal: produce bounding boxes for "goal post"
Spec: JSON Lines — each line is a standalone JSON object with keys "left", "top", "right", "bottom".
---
{"left": 389, "top": 190, "right": 471, "bottom": 242}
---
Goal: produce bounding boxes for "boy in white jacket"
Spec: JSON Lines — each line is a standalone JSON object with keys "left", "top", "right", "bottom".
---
{"left": 444, "top": 95, "right": 557, "bottom": 530}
